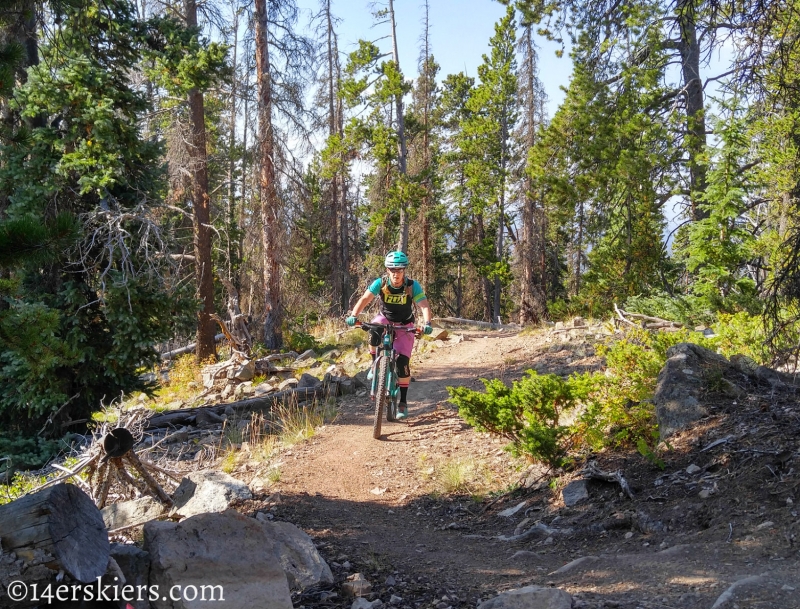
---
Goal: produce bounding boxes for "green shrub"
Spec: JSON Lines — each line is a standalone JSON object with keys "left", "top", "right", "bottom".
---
{"left": 623, "top": 292, "right": 715, "bottom": 327}
{"left": 450, "top": 327, "right": 718, "bottom": 468}
{"left": 284, "top": 329, "right": 319, "bottom": 353}
{"left": 448, "top": 370, "right": 592, "bottom": 468}
{"left": 0, "top": 433, "right": 62, "bottom": 476}
{"left": 709, "top": 311, "right": 773, "bottom": 365}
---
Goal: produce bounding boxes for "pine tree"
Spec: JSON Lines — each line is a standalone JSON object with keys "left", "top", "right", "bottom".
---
{"left": 460, "top": 6, "right": 518, "bottom": 322}
{"left": 0, "top": 0, "right": 197, "bottom": 432}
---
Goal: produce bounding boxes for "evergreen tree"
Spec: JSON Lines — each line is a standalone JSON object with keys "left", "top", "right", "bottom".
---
{"left": 683, "top": 100, "right": 761, "bottom": 312}
{"left": 0, "top": 0, "right": 196, "bottom": 433}
{"left": 460, "top": 6, "right": 518, "bottom": 322}
{"left": 438, "top": 72, "right": 478, "bottom": 318}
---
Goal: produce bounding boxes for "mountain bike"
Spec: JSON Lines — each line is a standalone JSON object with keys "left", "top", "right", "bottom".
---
{"left": 355, "top": 321, "right": 421, "bottom": 439}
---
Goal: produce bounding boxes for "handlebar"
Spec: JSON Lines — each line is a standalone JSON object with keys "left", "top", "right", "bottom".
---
{"left": 353, "top": 321, "right": 422, "bottom": 337}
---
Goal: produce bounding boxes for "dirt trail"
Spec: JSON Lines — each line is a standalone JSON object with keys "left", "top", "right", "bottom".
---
{"left": 239, "top": 330, "right": 800, "bottom": 609}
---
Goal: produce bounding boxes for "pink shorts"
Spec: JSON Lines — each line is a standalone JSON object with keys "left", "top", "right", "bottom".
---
{"left": 371, "top": 315, "right": 416, "bottom": 358}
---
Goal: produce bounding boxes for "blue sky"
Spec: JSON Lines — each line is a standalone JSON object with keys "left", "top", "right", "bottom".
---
{"left": 293, "top": 0, "right": 573, "bottom": 118}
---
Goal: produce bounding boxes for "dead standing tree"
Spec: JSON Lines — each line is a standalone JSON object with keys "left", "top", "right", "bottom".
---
{"left": 255, "top": 0, "right": 282, "bottom": 350}
{"left": 185, "top": 0, "right": 218, "bottom": 362}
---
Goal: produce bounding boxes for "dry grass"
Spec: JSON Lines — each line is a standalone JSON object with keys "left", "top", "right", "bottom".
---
{"left": 270, "top": 400, "right": 326, "bottom": 446}
{"left": 152, "top": 354, "right": 207, "bottom": 403}
{"left": 429, "top": 456, "right": 494, "bottom": 496}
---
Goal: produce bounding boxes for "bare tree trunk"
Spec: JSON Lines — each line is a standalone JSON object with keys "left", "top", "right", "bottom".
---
{"left": 186, "top": 0, "right": 217, "bottom": 362}
{"left": 518, "top": 26, "right": 546, "bottom": 324}
{"left": 239, "top": 46, "right": 251, "bottom": 278}
{"left": 420, "top": 0, "right": 432, "bottom": 288}
{"left": 326, "top": 0, "right": 342, "bottom": 311}
{"left": 255, "top": 0, "right": 283, "bottom": 349}
{"left": 573, "top": 201, "right": 584, "bottom": 296}
{"left": 476, "top": 213, "right": 493, "bottom": 321}
{"left": 388, "top": 0, "right": 409, "bottom": 252}
{"left": 494, "top": 113, "right": 509, "bottom": 324}
{"left": 676, "top": 0, "right": 707, "bottom": 221}
{"left": 227, "top": 2, "right": 240, "bottom": 283}
{"left": 338, "top": 68, "right": 351, "bottom": 311}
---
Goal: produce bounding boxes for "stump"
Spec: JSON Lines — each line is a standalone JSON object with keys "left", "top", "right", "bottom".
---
{"left": 0, "top": 483, "right": 109, "bottom": 582}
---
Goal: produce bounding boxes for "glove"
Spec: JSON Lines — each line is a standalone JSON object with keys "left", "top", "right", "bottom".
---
{"left": 345, "top": 315, "right": 357, "bottom": 326}
{"left": 423, "top": 323, "right": 433, "bottom": 335}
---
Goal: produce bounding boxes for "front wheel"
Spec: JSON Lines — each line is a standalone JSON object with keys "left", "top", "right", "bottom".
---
{"left": 373, "top": 356, "right": 390, "bottom": 439}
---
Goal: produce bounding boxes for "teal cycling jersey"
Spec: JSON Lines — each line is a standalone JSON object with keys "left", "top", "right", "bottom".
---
{"left": 368, "top": 277, "right": 426, "bottom": 323}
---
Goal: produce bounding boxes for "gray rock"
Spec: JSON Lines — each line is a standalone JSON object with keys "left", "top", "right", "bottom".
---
{"left": 351, "top": 598, "right": 381, "bottom": 609}
{"left": 195, "top": 408, "right": 225, "bottom": 427}
{"left": 102, "top": 496, "right": 167, "bottom": 532}
{"left": 562, "top": 480, "right": 589, "bottom": 506}
{"left": 710, "top": 575, "right": 766, "bottom": 609}
{"left": 144, "top": 512, "right": 292, "bottom": 609}
{"left": 108, "top": 544, "right": 150, "bottom": 609}
{"left": 278, "top": 378, "right": 299, "bottom": 391}
{"left": 235, "top": 382, "right": 254, "bottom": 398}
{"left": 170, "top": 470, "right": 253, "bottom": 519}
{"left": 297, "top": 373, "right": 323, "bottom": 389}
{"left": 254, "top": 383, "right": 276, "bottom": 396}
{"left": 498, "top": 500, "right": 528, "bottom": 517}
{"left": 296, "top": 349, "right": 317, "bottom": 361}
{"left": 342, "top": 573, "right": 372, "bottom": 598}
{"left": 730, "top": 354, "right": 792, "bottom": 388}
{"left": 719, "top": 378, "right": 747, "bottom": 398}
{"left": 260, "top": 520, "right": 334, "bottom": 589}
{"left": 234, "top": 360, "right": 255, "bottom": 381}
{"left": 509, "top": 550, "right": 539, "bottom": 561}
{"left": 654, "top": 343, "right": 726, "bottom": 439}
{"left": 477, "top": 585, "right": 573, "bottom": 609}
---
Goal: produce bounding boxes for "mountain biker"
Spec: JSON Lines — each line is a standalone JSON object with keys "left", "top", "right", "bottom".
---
{"left": 345, "top": 251, "right": 433, "bottom": 420}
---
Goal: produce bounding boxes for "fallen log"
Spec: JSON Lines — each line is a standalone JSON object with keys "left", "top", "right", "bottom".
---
{"left": 145, "top": 386, "right": 330, "bottom": 429}
{"left": 0, "top": 483, "right": 109, "bottom": 583}
{"left": 433, "top": 316, "right": 520, "bottom": 330}
{"left": 160, "top": 333, "right": 225, "bottom": 361}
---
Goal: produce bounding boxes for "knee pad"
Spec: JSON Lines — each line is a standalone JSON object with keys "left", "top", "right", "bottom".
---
{"left": 369, "top": 329, "right": 381, "bottom": 347}
{"left": 396, "top": 354, "right": 410, "bottom": 378}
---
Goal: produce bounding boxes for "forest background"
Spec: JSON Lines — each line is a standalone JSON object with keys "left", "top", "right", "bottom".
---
{"left": 2, "top": 0, "right": 800, "bottom": 454}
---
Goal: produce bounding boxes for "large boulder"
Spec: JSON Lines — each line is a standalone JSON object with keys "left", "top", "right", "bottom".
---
{"left": 170, "top": 471, "right": 252, "bottom": 519}
{"left": 144, "top": 512, "right": 292, "bottom": 609}
{"left": 654, "top": 343, "right": 727, "bottom": 440}
{"left": 261, "top": 520, "right": 333, "bottom": 589}
{"left": 102, "top": 496, "right": 166, "bottom": 531}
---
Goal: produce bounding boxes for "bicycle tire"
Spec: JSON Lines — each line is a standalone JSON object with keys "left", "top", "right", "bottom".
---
{"left": 373, "top": 355, "right": 390, "bottom": 439}
{"left": 386, "top": 361, "right": 398, "bottom": 422}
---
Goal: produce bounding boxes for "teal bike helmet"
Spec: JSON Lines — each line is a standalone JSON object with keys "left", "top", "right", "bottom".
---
{"left": 384, "top": 250, "right": 409, "bottom": 269}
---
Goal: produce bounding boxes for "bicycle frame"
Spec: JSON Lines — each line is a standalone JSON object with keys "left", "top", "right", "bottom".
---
{"left": 356, "top": 321, "right": 419, "bottom": 439}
